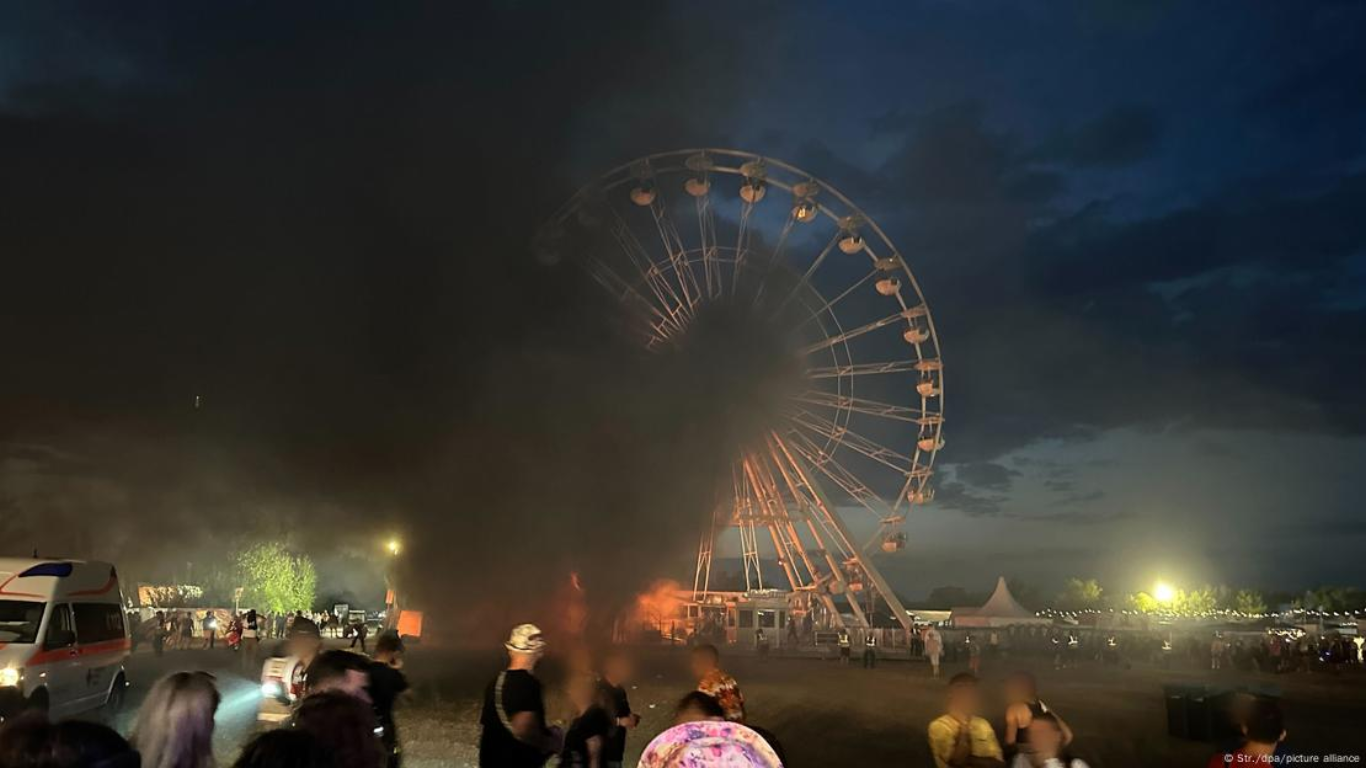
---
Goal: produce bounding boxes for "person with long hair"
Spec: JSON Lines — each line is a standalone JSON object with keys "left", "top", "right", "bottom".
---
{"left": 292, "top": 691, "right": 385, "bottom": 768}
{"left": 132, "top": 671, "right": 220, "bottom": 768}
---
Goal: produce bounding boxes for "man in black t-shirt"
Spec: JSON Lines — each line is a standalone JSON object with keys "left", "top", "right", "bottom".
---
{"left": 598, "top": 651, "right": 640, "bottom": 768}
{"left": 479, "top": 623, "right": 561, "bottom": 768}
{"left": 369, "top": 631, "right": 410, "bottom": 768}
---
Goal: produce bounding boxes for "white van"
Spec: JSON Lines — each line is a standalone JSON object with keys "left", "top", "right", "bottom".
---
{"left": 0, "top": 558, "right": 131, "bottom": 720}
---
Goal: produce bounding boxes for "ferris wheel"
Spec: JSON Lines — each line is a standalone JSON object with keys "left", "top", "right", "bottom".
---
{"left": 541, "top": 149, "right": 943, "bottom": 630}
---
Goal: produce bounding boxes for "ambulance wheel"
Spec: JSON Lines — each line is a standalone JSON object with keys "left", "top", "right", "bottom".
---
{"left": 106, "top": 674, "right": 128, "bottom": 712}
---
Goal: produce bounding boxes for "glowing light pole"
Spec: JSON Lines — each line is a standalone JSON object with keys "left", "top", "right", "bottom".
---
{"left": 383, "top": 537, "right": 402, "bottom": 631}
{"left": 1154, "top": 582, "right": 1176, "bottom": 605}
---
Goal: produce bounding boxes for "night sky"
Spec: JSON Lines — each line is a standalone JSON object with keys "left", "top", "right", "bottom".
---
{"left": 2, "top": 3, "right": 1364, "bottom": 618}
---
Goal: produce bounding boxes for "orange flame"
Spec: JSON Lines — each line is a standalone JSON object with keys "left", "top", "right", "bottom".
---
{"left": 558, "top": 571, "right": 588, "bottom": 639}
{"left": 626, "top": 579, "right": 685, "bottom": 636}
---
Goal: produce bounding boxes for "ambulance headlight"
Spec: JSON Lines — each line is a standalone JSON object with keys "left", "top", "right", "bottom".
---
{"left": 0, "top": 667, "right": 19, "bottom": 688}
{"left": 260, "top": 681, "right": 282, "bottom": 697}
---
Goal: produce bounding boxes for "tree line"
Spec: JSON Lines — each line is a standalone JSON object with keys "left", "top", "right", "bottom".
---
{"left": 139, "top": 542, "right": 317, "bottom": 614}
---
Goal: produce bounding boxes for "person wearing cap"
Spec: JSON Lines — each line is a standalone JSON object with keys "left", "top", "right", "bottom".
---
{"left": 479, "top": 623, "right": 562, "bottom": 767}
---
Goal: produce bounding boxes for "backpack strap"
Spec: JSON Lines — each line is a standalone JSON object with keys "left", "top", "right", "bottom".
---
{"left": 494, "top": 671, "right": 516, "bottom": 733}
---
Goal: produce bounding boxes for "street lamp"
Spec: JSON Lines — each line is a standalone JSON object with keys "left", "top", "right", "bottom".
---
{"left": 383, "top": 537, "right": 402, "bottom": 633}
{"left": 1154, "top": 582, "right": 1176, "bottom": 604}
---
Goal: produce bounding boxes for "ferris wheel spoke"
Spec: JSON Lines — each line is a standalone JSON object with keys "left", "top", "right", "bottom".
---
{"left": 782, "top": 433, "right": 899, "bottom": 542}
{"left": 731, "top": 199, "right": 757, "bottom": 297}
{"left": 805, "top": 359, "right": 924, "bottom": 379}
{"left": 648, "top": 197, "right": 703, "bottom": 312}
{"left": 604, "top": 203, "right": 693, "bottom": 330}
{"left": 798, "top": 302, "right": 926, "bottom": 356}
{"left": 767, "top": 232, "right": 841, "bottom": 321}
{"left": 579, "top": 250, "right": 686, "bottom": 339}
{"left": 770, "top": 434, "right": 869, "bottom": 557}
{"left": 748, "top": 215, "right": 798, "bottom": 310}
{"left": 785, "top": 409, "right": 913, "bottom": 473}
{"left": 790, "top": 391, "right": 926, "bottom": 423}
{"left": 695, "top": 193, "right": 721, "bottom": 300}
{"left": 790, "top": 269, "right": 879, "bottom": 336}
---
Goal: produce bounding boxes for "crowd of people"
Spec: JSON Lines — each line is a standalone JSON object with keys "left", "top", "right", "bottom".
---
{"left": 902, "top": 624, "right": 1366, "bottom": 677}
{"left": 1208, "top": 631, "right": 1362, "bottom": 674}
{"left": 924, "top": 666, "right": 1290, "bottom": 768}
{"left": 472, "top": 619, "right": 1307, "bottom": 768}
{"left": 479, "top": 623, "right": 784, "bottom": 768}
{"left": 0, "top": 616, "right": 409, "bottom": 768}
{"left": 0, "top": 611, "right": 1322, "bottom": 767}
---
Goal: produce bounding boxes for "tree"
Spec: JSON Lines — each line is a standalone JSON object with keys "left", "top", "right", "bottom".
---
{"left": 1127, "top": 591, "right": 1161, "bottom": 613}
{"left": 1057, "top": 577, "right": 1104, "bottom": 610}
{"left": 1294, "top": 586, "right": 1366, "bottom": 613}
{"left": 292, "top": 556, "right": 317, "bottom": 613}
{"left": 235, "top": 542, "right": 316, "bottom": 614}
{"left": 1176, "top": 585, "right": 1218, "bottom": 615}
{"left": 1233, "top": 589, "right": 1267, "bottom": 615}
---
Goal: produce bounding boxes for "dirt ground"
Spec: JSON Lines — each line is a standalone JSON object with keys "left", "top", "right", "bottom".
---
{"left": 110, "top": 642, "right": 1366, "bottom": 767}
{"left": 394, "top": 645, "right": 1366, "bottom": 768}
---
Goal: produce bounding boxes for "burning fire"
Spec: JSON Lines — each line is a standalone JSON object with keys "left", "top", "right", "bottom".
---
{"left": 557, "top": 571, "right": 589, "bottom": 640}
{"left": 628, "top": 579, "right": 685, "bottom": 635}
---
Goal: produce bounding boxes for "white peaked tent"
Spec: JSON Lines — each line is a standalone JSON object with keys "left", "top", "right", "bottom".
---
{"left": 951, "top": 577, "right": 1053, "bottom": 628}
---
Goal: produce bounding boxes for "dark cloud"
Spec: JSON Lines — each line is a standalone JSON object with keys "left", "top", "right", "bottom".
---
{"left": 1054, "top": 489, "right": 1107, "bottom": 507}
{"left": 953, "top": 462, "right": 1022, "bottom": 492}
{"left": 836, "top": 102, "right": 1366, "bottom": 462}
{"left": 1014, "top": 506, "right": 1124, "bottom": 524}
{"left": 1034, "top": 105, "right": 1161, "bottom": 168}
{"left": 931, "top": 482, "right": 1004, "bottom": 518}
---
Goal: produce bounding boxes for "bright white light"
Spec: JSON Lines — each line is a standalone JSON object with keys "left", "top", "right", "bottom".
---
{"left": 0, "top": 667, "right": 19, "bottom": 687}
{"left": 260, "top": 681, "right": 282, "bottom": 697}
{"left": 1154, "top": 582, "right": 1176, "bottom": 604}
{"left": 386, "top": 539, "right": 401, "bottom": 556}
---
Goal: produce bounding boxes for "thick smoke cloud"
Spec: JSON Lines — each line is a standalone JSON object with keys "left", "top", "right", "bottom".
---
{"left": 5, "top": 2, "right": 1366, "bottom": 601}
{"left": 0, "top": 3, "right": 794, "bottom": 640}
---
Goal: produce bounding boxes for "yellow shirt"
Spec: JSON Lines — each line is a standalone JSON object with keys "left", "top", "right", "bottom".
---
{"left": 928, "top": 714, "right": 1003, "bottom": 768}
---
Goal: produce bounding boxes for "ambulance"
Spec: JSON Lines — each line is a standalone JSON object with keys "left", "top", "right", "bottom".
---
{"left": 0, "top": 559, "right": 131, "bottom": 720}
